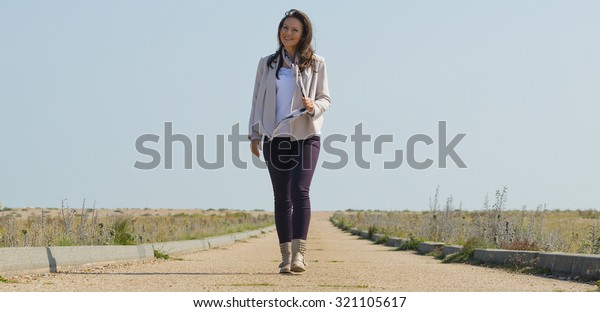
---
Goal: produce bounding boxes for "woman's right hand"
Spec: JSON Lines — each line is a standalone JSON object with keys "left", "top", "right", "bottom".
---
{"left": 250, "top": 139, "right": 262, "bottom": 158}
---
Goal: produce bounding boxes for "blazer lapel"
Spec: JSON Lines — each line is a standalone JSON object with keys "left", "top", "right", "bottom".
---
{"left": 262, "top": 60, "right": 278, "bottom": 136}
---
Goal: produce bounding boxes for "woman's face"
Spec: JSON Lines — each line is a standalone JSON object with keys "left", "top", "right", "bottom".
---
{"left": 279, "top": 17, "right": 303, "bottom": 51}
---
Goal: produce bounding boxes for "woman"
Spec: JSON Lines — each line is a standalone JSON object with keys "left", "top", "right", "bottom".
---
{"left": 248, "top": 9, "right": 331, "bottom": 273}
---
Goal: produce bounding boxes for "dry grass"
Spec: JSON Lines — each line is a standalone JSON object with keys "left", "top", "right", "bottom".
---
{"left": 332, "top": 187, "right": 600, "bottom": 254}
{"left": 0, "top": 206, "right": 273, "bottom": 247}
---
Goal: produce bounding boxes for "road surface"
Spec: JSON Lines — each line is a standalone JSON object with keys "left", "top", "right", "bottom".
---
{"left": 1, "top": 212, "right": 595, "bottom": 291}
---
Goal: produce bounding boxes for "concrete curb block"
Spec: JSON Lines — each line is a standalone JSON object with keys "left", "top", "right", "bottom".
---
{"left": 0, "top": 245, "right": 155, "bottom": 276}
{"left": 569, "top": 254, "right": 600, "bottom": 279}
{"left": 152, "top": 239, "right": 209, "bottom": 255}
{"left": 372, "top": 234, "right": 385, "bottom": 242}
{"left": 537, "top": 252, "right": 600, "bottom": 279}
{"left": 232, "top": 228, "right": 264, "bottom": 241}
{"left": 349, "top": 228, "right": 360, "bottom": 235}
{"left": 473, "top": 249, "right": 539, "bottom": 266}
{"left": 205, "top": 235, "right": 235, "bottom": 248}
{"left": 0, "top": 225, "right": 276, "bottom": 277}
{"left": 442, "top": 245, "right": 462, "bottom": 256}
{"left": 332, "top": 221, "right": 600, "bottom": 279}
{"left": 153, "top": 226, "right": 274, "bottom": 256}
{"left": 359, "top": 230, "right": 370, "bottom": 239}
{"left": 417, "top": 242, "right": 445, "bottom": 255}
{"left": 385, "top": 237, "right": 406, "bottom": 248}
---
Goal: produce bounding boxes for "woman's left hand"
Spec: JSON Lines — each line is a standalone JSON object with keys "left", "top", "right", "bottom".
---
{"left": 302, "top": 97, "right": 315, "bottom": 113}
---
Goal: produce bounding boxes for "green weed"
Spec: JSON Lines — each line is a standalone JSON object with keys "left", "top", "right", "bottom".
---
{"left": 0, "top": 275, "right": 16, "bottom": 283}
{"left": 112, "top": 217, "right": 135, "bottom": 245}
{"left": 374, "top": 236, "right": 388, "bottom": 245}
{"left": 443, "top": 237, "right": 491, "bottom": 264}
{"left": 397, "top": 237, "right": 423, "bottom": 251}
{"left": 153, "top": 249, "right": 170, "bottom": 260}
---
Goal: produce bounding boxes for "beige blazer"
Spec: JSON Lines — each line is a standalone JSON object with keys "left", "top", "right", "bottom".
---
{"left": 248, "top": 53, "right": 331, "bottom": 141}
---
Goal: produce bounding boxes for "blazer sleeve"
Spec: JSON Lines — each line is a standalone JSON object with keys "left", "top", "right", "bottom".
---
{"left": 248, "top": 58, "right": 265, "bottom": 141}
{"left": 310, "top": 58, "right": 332, "bottom": 119}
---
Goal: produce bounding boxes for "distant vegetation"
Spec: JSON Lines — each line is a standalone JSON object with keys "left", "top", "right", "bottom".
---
{"left": 332, "top": 186, "right": 600, "bottom": 254}
{"left": 0, "top": 204, "right": 274, "bottom": 247}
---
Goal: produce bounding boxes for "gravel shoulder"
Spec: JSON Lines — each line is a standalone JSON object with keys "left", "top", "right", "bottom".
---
{"left": 0, "top": 212, "right": 596, "bottom": 292}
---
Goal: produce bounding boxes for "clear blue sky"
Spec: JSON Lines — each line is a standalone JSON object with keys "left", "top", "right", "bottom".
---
{"left": 1, "top": 1, "right": 599, "bottom": 211}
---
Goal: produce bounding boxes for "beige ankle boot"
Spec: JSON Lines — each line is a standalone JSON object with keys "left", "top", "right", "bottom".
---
{"left": 291, "top": 239, "right": 307, "bottom": 272}
{"left": 279, "top": 242, "right": 292, "bottom": 273}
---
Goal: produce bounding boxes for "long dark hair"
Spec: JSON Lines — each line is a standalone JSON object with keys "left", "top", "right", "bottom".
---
{"left": 267, "top": 9, "right": 315, "bottom": 78}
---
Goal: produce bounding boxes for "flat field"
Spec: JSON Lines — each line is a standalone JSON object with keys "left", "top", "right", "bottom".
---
{"left": 0, "top": 207, "right": 274, "bottom": 248}
{"left": 332, "top": 209, "right": 600, "bottom": 254}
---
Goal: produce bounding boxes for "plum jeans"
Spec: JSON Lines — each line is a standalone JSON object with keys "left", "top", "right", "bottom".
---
{"left": 263, "top": 136, "right": 320, "bottom": 244}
